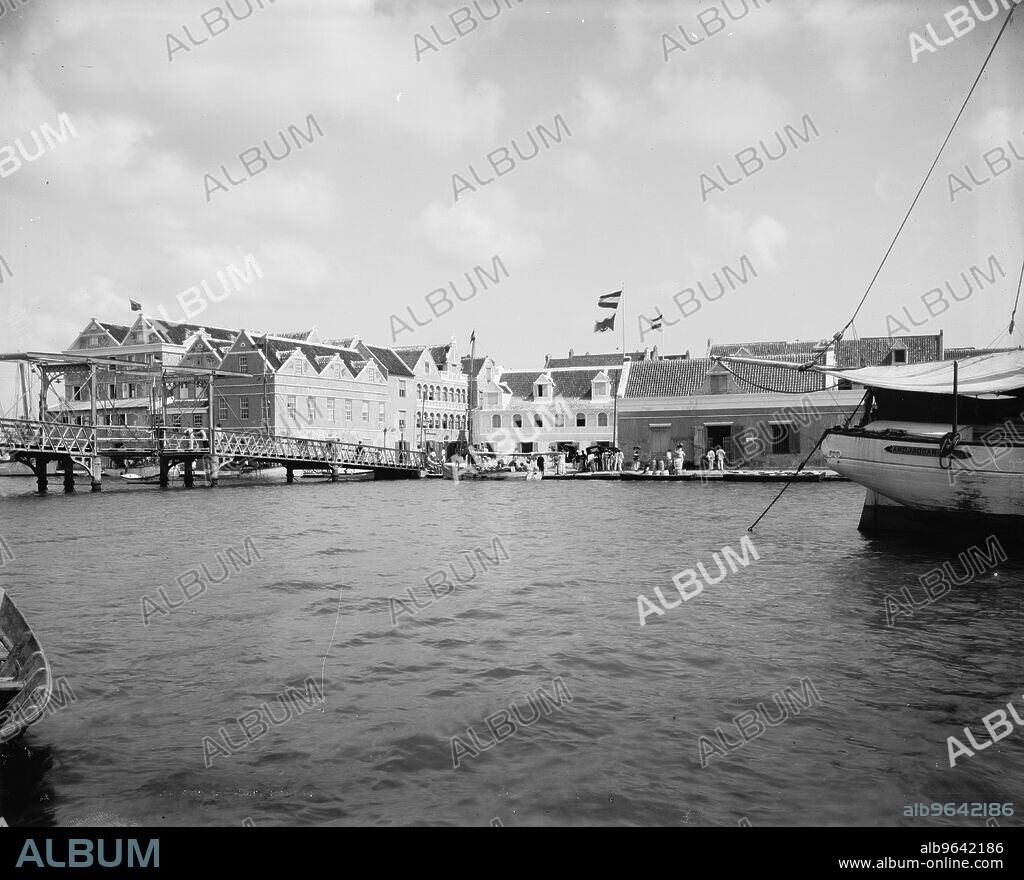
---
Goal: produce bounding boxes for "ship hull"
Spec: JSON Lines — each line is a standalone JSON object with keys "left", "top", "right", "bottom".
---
{"left": 821, "top": 427, "right": 1024, "bottom": 525}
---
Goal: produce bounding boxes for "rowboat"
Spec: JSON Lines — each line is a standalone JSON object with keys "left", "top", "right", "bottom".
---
{"left": 0, "top": 588, "right": 53, "bottom": 746}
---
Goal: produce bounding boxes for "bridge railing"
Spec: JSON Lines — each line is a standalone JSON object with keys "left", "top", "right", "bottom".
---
{"left": 0, "top": 418, "right": 95, "bottom": 454}
{"left": 211, "top": 429, "right": 424, "bottom": 469}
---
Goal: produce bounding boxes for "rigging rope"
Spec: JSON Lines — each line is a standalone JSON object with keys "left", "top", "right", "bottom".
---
{"left": 1009, "top": 251, "right": 1024, "bottom": 335}
{"left": 815, "top": 4, "right": 1020, "bottom": 364}
{"left": 747, "top": 390, "right": 870, "bottom": 533}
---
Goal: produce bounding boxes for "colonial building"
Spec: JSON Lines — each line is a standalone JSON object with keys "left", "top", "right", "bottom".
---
{"left": 213, "top": 331, "right": 392, "bottom": 445}
{"left": 55, "top": 315, "right": 237, "bottom": 428}
{"left": 393, "top": 339, "right": 469, "bottom": 449}
{"left": 618, "top": 335, "right": 945, "bottom": 469}
{"left": 473, "top": 350, "right": 639, "bottom": 455}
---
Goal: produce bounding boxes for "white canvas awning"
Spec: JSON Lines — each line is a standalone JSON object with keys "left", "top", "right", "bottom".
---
{"left": 818, "top": 351, "right": 1024, "bottom": 395}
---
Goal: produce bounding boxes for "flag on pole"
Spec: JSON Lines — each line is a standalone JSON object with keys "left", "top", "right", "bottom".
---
{"left": 130, "top": 299, "right": 143, "bottom": 311}
{"left": 594, "top": 314, "right": 616, "bottom": 333}
{"left": 651, "top": 311, "right": 664, "bottom": 331}
{"left": 598, "top": 291, "right": 622, "bottom": 309}
{"left": 470, "top": 329, "right": 475, "bottom": 345}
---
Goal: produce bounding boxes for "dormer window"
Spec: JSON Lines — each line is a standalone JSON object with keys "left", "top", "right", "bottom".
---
{"left": 893, "top": 349, "right": 907, "bottom": 364}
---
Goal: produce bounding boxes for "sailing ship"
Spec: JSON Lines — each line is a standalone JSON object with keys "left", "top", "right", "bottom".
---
{"left": 0, "top": 587, "right": 53, "bottom": 746}
{"left": 720, "top": 351, "right": 1024, "bottom": 531}
{"left": 720, "top": 4, "right": 1024, "bottom": 537}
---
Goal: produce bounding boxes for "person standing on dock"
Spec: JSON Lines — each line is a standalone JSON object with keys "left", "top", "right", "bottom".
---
{"left": 715, "top": 445, "right": 725, "bottom": 471}
{"left": 705, "top": 447, "right": 715, "bottom": 470}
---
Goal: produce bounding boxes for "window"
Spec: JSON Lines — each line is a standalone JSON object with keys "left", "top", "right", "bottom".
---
{"left": 416, "top": 384, "right": 422, "bottom": 399}
{"left": 442, "top": 388, "right": 448, "bottom": 403}
{"left": 555, "top": 413, "right": 564, "bottom": 427}
{"left": 307, "top": 397, "right": 316, "bottom": 420}
{"left": 334, "top": 364, "right": 342, "bottom": 379}
{"left": 598, "top": 412, "right": 608, "bottom": 427}
{"left": 709, "top": 375, "right": 728, "bottom": 393}
{"left": 534, "top": 415, "right": 543, "bottom": 428}
{"left": 399, "top": 411, "right": 406, "bottom": 430}
{"left": 71, "top": 385, "right": 81, "bottom": 401}
{"left": 238, "top": 354, "right": 248, "bottom": 372}
{"left": 240, "top": 397, "right": 250, "bottom": 419}
{"left": 327, "top": 399, "right": 335, "bottom": 422}
{"left": 362, "top": 401, "right": 369, "bottom": 423}
{"left": 492, "top": 414, "right": 502, "bottom": 428}
{"left": 769, "top": 423, "right": 796, "bottom": 454}
{"left": 442, "top": 414, "right": 448, "bottom": 429}
{"left": 536, "top": 384, "right": 548, "bottom": 398}
{"left": 399, "top": 381, "right": 407, "bottom": 398}
{"left": 108, "top": 383, "right": 117, "bottom": 399}
{"left": 193, "top": 414, "right": 203, "bottom": 428}
{"left": 416, "top": 412, "right": 422, "bottom": 428}
{"left": 218, "top": 399, "right": 229, "bottom": 421}
{"left": 287, "top": 396, "right": 296, "bottom": 417}
{"left": 344, "top": 399, "right": 352, "bottom": 422}
{"left": 593, "top": 382, "right": 607, "bottom": 397}
{"left": 428, "top": 386, "right": 435, "bottom": 400}
{"left": 378, "top": 402, "right": 386, "bottom": 424}
{"left": 893, "top": 349, "right": 907, "bottom": 364}
{"left": 576, "top": 413, "right": 586, "bottom": 427}
{"left": 513, "top": 414, "right": 522, "bottom": 428}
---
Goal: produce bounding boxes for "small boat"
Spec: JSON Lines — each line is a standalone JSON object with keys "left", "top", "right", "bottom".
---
{"left": 300, "top": 469, "right": 373, "bottom": 481}
{"left": 121, "top": 463, "right": 182, "bottom": 485}
{"left": 0, "top": 588, "right": 53, "bottom": 746}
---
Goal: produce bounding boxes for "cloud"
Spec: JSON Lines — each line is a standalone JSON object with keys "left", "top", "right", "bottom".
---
{"left": 417, "top": 189, "right": 545, "bottom": 266}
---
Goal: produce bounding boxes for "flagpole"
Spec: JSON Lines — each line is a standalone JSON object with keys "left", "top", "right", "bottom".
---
{"left": 614, "top": 282, "right": 624, "bottom": 447}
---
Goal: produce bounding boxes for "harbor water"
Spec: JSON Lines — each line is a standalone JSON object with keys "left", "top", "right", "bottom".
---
{"left": 0, "top": 477, "right": 1021, "bottom": 827}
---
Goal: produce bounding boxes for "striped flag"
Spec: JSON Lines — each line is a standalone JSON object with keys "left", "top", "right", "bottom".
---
{"left": 594, "top": 314, "right": 616, "bottom": 333}
{"left": 129, "top": 299, "right": 142, "bottom": 312}
{"left": 598, "top": 290, "right": 622, "bottom": 309}
{"left": 651, "top": 311, "right": 664, "bottom": 331}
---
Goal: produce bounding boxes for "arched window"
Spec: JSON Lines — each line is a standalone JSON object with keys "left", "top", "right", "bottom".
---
{"left": 513, "top": 414, "right": 522, "bottom": 428}
{"left": 534, "top": 415, "right": 543, "bottom": 428}
{"left": 416, "top": 412, "right": 422, "bottom": 428}
{"left": 442, "top": 388, "right": 448, "bottom": 403}
{"left": 555, "top": 414, "right": 564, "bottom": 427}
{"left": 576, "top": 413, "right": 586, "bottom": 427}
{"left": 445, "top": 414, "right": 451, "bottom": 429}
{"left": 428, "top": 386, "right": 435, "bottom": 400}
{"left": 416, "top": 384, "right": 422, "bottom": 399}
{"left": 598, "top": 412, "right": 608, "bottom": 427}
{"left": 492, "top": 414, "right": 502, "bottom": 428}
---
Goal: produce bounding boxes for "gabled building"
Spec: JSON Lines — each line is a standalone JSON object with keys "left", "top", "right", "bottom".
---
{"left": 56, "top": 314, "right": 239, "bottom": 428}
{"left": 474, "top": 362, "right": 622, "bottom": 455}
{"left": 393, "top": 338, "right": 469, "bottom": 449}
{"left": 213, "top": 331, "right": 392, "bottom": 444}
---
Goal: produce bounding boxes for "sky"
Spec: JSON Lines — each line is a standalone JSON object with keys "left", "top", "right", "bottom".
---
{"left": 1, "top": 0, "right": 1023, "bottom": 411}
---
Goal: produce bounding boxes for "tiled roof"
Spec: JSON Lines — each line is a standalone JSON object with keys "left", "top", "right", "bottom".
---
{"left": 325, "top": 337, "right": 356, "bottom": 348}
{"left": 499, "top": 368, "right": 621, "bottom": 402}
{"left": 461, "top": 355, "right": 488, "bottom": 375}
{"left": 624, "top": 358, "right": 824, "bottom": 398}
{"left": 393, "top": 346, "right": 426, "bottom": 369}
{"left": 543, "top": 350, "right": 650, "bottom": 369}
{"left": 944, "top": 346, "right": 1021, "bottom": 361}
{"left": 273, "top": 330, "right": 317, "bottom": 341}
{"left": 97, "top": 322, "right": 131, "bottom": 343}
{"left": 429, "top": 343, "right": 453, "bottom": 369}
{"left": 836, "top": 335, "right": 941, "bottom": 368}
{"left": 711, "top": 340, "right": 823, "bottom": 360}
{"left": 253, "top": 336, "right": 367, "bottom": 376}
{"left": 360, "top": 343, "right": 416, "bottom": 378}
{"left": 154, "top": 320, "right": 238, "bottom": 345}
